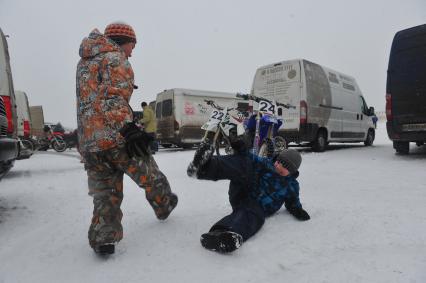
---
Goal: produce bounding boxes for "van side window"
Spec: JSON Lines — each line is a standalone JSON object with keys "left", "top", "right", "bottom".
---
{"left": 162, "top": 99, "right": 172, "bottom": 117}
{"left": 360, "top": 96, "right": 369, "bottom": 115}
{"left": 328, "top": 72, "right": 339, "bottom": 84}
{"left": 156, "top": 101, "right": 162, "bottom": 118}
{"left": 342, "top": 82, "right": 356, "bottom": 91}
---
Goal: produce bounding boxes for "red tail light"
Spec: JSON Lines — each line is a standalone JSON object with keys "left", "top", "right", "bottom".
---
{"left": 1, "top": 95, "right": 14, "bottom": 134}
{"left": 300, "top": 100, "right": 307, "bottom": 124}
{"left": 174, "top": 120, "right": 179, "bottom": 131}
{"left": 23, "top": 120, "right": 30, "bottom": 138}
{"left": 385, "top": 93, "right": 392, "bottom": 121}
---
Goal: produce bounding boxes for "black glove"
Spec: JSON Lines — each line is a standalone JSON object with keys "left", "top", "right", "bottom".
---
{"left": 187, "top": 141, "right": 214, "bottom": 177}
{"left": 119, "top": 122, "right": 153, "bottom": 158}
{"left": 287, "top": 206, "right": 310, "bottom": 221}
{"left": 228, "top": 128, "right": 248, "bottom": 153}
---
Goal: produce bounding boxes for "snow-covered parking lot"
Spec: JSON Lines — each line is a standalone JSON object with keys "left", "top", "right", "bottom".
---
{"left": 1, "top": 123, "right": 425, "bottom": 283}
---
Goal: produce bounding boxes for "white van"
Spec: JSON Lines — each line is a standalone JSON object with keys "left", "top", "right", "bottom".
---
{"left": 15, "top": 90, "right": 32, "bottom": 138}
{"left": 155, "top": 88, "right": 245, "bottom": 148}
{"left": 251, "top": 59, "right": 376, "bottom": 151}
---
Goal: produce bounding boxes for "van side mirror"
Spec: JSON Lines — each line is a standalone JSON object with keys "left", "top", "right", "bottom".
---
{"left": 369, "top": 107, "right": 375, "bottom": 116}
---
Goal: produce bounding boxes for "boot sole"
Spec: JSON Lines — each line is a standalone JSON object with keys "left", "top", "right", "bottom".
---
{"left": 200, "top": 231, "right": 243, "bottom": 253}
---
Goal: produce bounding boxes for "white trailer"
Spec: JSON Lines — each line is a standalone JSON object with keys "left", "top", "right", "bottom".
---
{"left": 251, "top": 59, "right": 376, "bottom": 151}
{"left": 155, "top": 88, "right": 246, "bottom": 148}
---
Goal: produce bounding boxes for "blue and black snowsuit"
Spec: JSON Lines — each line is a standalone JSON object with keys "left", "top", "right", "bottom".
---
{"left": 197, "top": 152, "right": 303, "bottom": 241}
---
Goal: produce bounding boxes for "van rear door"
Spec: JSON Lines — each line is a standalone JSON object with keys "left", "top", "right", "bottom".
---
{"left": 251, "top": 60, "right": 301, "bottom": 130}
{"left": 388, "top": 25, "right": 426, "bottom": 130}
{"left": 155, "top": 90, "right": 175, "bottom": 143}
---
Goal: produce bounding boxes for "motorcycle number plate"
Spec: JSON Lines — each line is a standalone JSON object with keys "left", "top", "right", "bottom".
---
{"left": 257, "top": 100, "right": 275, "bottom": 115}
{"left": 208, "top": 109, "right": 226, "bottom": 123}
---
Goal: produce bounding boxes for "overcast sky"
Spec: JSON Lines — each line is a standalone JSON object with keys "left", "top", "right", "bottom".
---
{"left": 1, "top": 0, "right": 425, "bottom": 127}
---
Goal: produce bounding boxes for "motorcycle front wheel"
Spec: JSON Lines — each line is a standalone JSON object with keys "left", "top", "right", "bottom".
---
{"left": 52, "top": 138, "right": 67, "bottom": 152}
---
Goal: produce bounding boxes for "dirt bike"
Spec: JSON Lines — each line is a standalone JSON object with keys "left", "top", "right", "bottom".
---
{"left": 236, "top": 93, "right": 295, "bottom": 158}
{"left": 37, "top": 125, "right": 68, "bottom": 152}
{"left": 200, "top": 99, "right": 246, "bottom": 155}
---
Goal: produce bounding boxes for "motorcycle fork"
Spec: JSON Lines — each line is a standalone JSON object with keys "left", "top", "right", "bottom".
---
{"left": 253, "top": 113, "right": 261, "bottom": 155}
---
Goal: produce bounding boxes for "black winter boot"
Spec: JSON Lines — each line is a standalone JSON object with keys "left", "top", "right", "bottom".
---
{"left": 200, "top": 230, "right": 243, "bottom": 253}
{"left": 94, "top": 244, "right": 115, "bottom": 255}
{"left": 287, "top": 206, "right": 310, "bottom": 221}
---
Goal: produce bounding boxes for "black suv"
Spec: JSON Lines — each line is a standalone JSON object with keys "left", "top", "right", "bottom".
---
{"left": 386, "top": 24, "right": 426, "bottom": 154}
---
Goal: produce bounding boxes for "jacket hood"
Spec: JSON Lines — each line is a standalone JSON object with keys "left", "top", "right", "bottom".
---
{"left": 79, "top": 29, "right": 121, "bottom": 59}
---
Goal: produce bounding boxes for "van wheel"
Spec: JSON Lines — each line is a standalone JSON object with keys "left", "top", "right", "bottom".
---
{"left": 364, "top": 129, "right": 375, "bottom": 146}
{"left": 161, "top": 144, "right": 173, "bottom": 148}
{"left": 394, "top": 141, "right": 409, "bottom": 154}
{"left": 312, "top": 130, "right": 327, "bottom": 152}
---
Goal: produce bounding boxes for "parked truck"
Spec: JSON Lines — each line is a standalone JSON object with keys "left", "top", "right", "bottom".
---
{"left": 15, "top": 90, "right": 34, "bottom": 159}
{"left": 0, "top": 27, "right": 19, "bottom": 179}
{"left": 155, "top": 88, "right": 246, "bottom": 148}
{"left": 15, "top": 90, "right": 32, "bottom": 139}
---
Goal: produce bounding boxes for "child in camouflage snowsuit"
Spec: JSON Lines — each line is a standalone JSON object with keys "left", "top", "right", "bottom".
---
{"left": 76, "top": 22, "right": 177, "bottom": 255}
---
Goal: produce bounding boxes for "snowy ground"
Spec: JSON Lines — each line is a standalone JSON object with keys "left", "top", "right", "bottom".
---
{"left": 1, "top": 122, "right": 425, "bottom": 283}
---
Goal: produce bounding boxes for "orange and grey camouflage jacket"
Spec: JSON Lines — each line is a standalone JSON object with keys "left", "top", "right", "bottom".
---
{"left": 76, "top": 29, "right": 134, "bottom": 153}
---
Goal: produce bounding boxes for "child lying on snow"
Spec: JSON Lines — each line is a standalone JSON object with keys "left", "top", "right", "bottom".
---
{"left": 187, "top": 136, "right": 310, "bottom": 253}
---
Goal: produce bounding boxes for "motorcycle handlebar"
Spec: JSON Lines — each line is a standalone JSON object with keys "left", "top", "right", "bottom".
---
{"left": 235, "top": 93, "right": 296, "bottom": 109}
{"left": 204, "top": 99, "right": 224, "bottom": 111}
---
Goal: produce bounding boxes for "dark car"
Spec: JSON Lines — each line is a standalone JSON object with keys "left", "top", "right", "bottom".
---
{"left": 386, "top": 24, "right": 426, "bottom": 154}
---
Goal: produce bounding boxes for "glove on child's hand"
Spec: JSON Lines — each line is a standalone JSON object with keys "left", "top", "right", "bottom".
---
{"left": 187, "top": 141, "right": 214, "bottom": 177}
{"left": 119, "top": 122, "right": 153, "bottom": 158}
{"left": 228, "top": 128, "right": 248, "bottom": 153}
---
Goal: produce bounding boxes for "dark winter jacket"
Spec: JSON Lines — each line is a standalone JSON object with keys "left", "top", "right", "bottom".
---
{"left": 197, "top": 152, "right": 301, "bottom": 216}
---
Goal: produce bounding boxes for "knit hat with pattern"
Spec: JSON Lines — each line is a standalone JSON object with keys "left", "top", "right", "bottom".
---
{"left": 104, "top": 22, "right": 137, "bottom": 45}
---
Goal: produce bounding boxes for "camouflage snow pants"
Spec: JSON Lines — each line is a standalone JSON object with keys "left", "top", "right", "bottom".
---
{"left": 83, "top": 146, "right": 177, "bottom": 249}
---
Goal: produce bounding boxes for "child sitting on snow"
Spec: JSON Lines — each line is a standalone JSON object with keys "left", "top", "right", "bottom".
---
{"left": 187, "top": 137, "right": 310, "bottom": 253}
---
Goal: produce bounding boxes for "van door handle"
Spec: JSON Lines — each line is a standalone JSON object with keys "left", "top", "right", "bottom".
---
{"left": 357, "top": 114, "right": 359, "bottom": 120}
